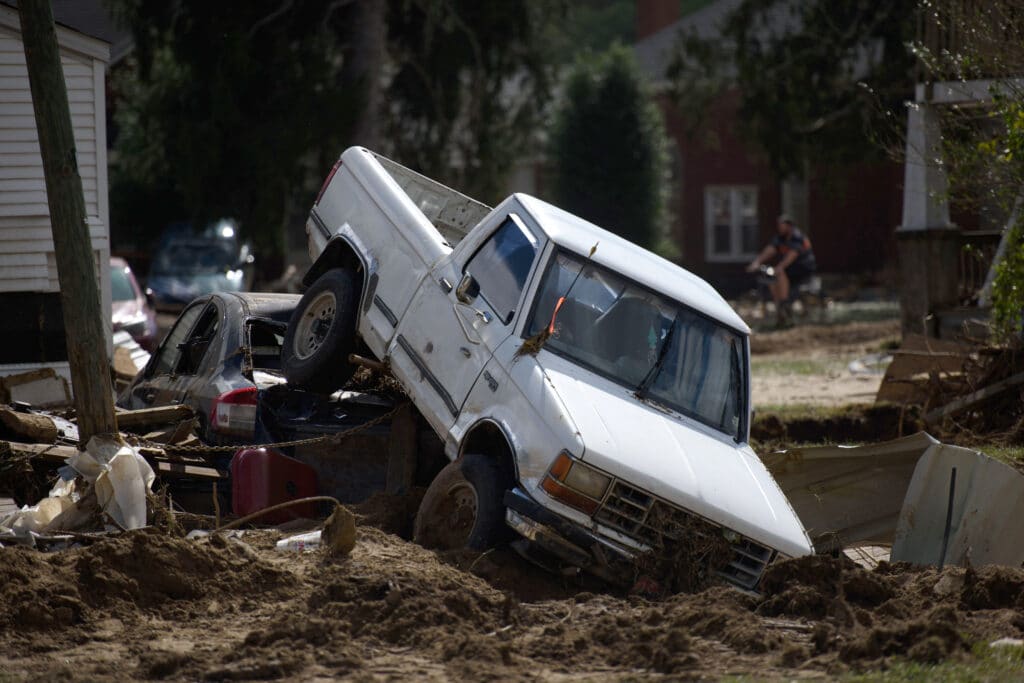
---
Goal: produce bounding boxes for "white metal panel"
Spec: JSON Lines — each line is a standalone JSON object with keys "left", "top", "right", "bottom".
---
{"left": 0, "top": 28, "right": 103, "bottom": 226}
{"left": 2, "top": 100, "right": 97, "bottom": 117}
{"left": 0, "top": 18, "right": 109, "bottom": 304}
{"left": 0, "top": 217, "right": 107, "bottom": 238}
{"left": 0, "top": 176, "right": 98, "bottom": 194}
{"left": 0, "top": 164, "right": 97, "bottom": 179}
{"left": 0, "top": 239, "right": 58, "bottom": 253}
{"left": 892, "top": 443, "right": 1024, "bottom": 568}
{"left": 0, "top": 252, "right": 45, "bottom": 267}
{"left": 0, "top": 114, "right": 99, "bottom": 129}
{"left": 2, "top": 87, "right": 95, "bottom": 103}
{"left": 0, "top": 151, "right": 97, "bottom": 166}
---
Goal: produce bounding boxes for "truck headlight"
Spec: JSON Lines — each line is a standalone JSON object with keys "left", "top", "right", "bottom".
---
{"left": 541, "top": 451, "right": 611, "bottom": 515}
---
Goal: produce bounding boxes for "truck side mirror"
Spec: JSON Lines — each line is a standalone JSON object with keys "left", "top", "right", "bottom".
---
{"left": 456, "top": 272, "right": 480, "bottom": 304}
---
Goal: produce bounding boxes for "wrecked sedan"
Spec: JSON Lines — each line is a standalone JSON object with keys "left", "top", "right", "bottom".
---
{"left": 282, "top": 147, "right": 813, "bottom": 591}
{"left": 117, "top": 292, "right": 298, "bottom": 445}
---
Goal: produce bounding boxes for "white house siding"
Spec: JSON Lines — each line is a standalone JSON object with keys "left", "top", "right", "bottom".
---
{"left": 0, "top": 6, "right": 111, "bottom": 387}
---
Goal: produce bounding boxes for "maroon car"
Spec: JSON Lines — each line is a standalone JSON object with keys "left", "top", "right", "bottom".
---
{"left": 111, "top": 257, "right": 159, "bottom": 351}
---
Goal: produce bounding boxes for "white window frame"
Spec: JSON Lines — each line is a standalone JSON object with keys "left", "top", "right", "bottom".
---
{"left": 703, "top": 185, "right": 759, "bottom": 263}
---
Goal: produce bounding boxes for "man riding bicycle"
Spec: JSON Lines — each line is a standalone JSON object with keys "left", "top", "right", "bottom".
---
{"left": 745, "top": 214, "right": 817, "bottom": 328}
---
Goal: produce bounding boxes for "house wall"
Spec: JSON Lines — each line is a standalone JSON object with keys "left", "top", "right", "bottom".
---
{"left": 807, "top": 161, "right": 903, "bottom": 275}
{"left": 661, "top": 90, "right": 903, "bottom": 297}
{"left": 0, "top": 6, "right": 111, "bottom": 384}
{"left": 636, "top": 0, "right": 680, "bottom": 41}
{"left": 661, "top": 92, "right": 779, "bottom": 296}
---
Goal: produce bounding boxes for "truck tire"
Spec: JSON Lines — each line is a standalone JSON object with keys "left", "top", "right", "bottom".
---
{"left": 413, "top": 453, "right": 510, "bottom": 551}
{"left": 282, "top": 267, "right": 359, "bottom": 393}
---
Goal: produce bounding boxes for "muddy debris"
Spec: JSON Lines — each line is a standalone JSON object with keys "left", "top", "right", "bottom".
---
{"left": 3, "top": 510, "right": 1024, "bottom": 680}
{"left": 752, "top": 403, "right": 919, "bottom": 447}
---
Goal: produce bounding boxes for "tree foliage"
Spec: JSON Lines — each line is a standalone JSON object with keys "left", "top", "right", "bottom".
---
{"left": 548, "top": 45, "right": 671, "bottom": 253}
{"left": 107, "top": 1, "right": 364, "bottom": 260}
{"left": 108, "top": 0, "right": 559, "bottom": 263}
{"left": 545, "top": 0, "right": 635, "bottom": 65}
{"left": 667, "top": 0, "right": 918, "bottom": 177}
{"left": 383, "top": 0, "right": 558, "bottom": 203}
{"left": 910, "top": 0, "right": 1024, "bottom": 338}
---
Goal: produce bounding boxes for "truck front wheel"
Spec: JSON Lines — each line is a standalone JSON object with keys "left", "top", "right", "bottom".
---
{"left": 413, "top": 453, "right": 510, "bottom": 551}
{"left": 282, "top": 267, "right": 359, "bottom": 393}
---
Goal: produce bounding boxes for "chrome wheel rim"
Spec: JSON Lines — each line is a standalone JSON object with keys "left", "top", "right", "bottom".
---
{"left": 293, "top": 290, "right": 336, "bottom": 360}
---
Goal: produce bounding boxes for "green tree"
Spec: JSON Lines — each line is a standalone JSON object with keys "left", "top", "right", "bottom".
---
{"left": 108, "top": 0, "right": 560, "bottom": 266}
{"left": 382, "top": 0, "right": 559, "bottom": 203}
{"left": 667, "top": 0, "right": 917, "bottom": 177}
{"left": 545, "top": 0, "right": 635, "bottom": 65}
{"left": 107, "top": 1, "right": 366, "bottom": 267}
{"left": 912, "top": 0, "right": 1024, "bottom": 338}
{"left": 548, "top": 44, "right": 671, "bottom": 253}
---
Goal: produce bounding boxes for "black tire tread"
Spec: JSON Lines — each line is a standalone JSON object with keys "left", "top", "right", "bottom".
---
{"left": 281, "top": 268, "right": 359, "bottom": 393}
{"left": 413, "top": 452, "right": 510, "bottom": 551}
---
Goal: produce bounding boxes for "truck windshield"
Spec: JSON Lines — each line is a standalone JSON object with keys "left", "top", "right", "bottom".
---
{"left": 526, "top": 251, "right": 748, "bottom": 439}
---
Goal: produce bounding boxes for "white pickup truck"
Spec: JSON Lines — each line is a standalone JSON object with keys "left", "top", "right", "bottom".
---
{"left": 283, "top": 147, "right": 812, "bottom": 591}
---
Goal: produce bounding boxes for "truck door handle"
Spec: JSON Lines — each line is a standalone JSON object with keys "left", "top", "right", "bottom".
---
{"left": 439, "top": 277, "right": 453, "bottom": 293}
{"left": 460, "top": 346, "right": 471, "bottom": 358}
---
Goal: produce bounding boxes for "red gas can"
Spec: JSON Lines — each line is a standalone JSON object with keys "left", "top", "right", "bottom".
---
{"left": 230, "top": 448, "right": 318, "bottom": 522}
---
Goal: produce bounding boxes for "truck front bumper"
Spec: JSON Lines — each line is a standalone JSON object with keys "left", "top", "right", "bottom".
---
{"left": 503, "top": 487, "right": 636, "bottom": 586}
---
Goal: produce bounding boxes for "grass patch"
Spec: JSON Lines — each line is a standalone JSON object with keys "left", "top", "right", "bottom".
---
{"left": 751, "top": 357, "right": 843, "bottom": 375}
{"left": 842, "top": 641, "right": 1024, "bottom": 682}
{"left": 878, "top": 336, "right": 902, "bottom": 351}
{"left": 753, "top": 403, "right": 859, "bottom": 419}
{"left": 822, "top": 301, "right": 901, "bottom": 325}
{"left": 965, "top": 444, "right": 1024, "bottom": 468}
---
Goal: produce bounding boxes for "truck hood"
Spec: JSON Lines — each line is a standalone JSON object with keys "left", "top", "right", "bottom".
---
{"left": 539, "top": 353, "right": 812, "bottom": 558}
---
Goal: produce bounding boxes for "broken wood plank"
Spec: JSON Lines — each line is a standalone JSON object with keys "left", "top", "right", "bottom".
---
{"left": 155, "top": 461, "right": 228, "bottom": 480}
{"left": 0, "top": 406, "right": 58, "bottom": 442}
{"left": 141, "top": 418, "right": 198, "bottom": 446}
{"left": 115, "top": 405, "right": 194, "bottom": 430}
{"left": 1, "top": 440, "right": 78, "bottom": 464}
{"left": 924, "top": 370, "right": 1024, "bottom": 425}
{"left": 112, "top": 345, "right": 141, "bottom": 381}
{"left": 876, "top": 334, "right": 974, "bottom": 405}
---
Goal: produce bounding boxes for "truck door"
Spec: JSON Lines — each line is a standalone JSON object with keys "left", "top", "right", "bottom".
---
{"left": 392, "top": 215, "right": 539, "bottom": 434}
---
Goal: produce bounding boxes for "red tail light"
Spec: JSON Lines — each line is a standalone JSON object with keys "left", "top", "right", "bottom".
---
{"left": 210, "top": 386, "right": 258, "bottom": 436}
{"left": 314, "top": 158, "right": 342, "bottom": 205}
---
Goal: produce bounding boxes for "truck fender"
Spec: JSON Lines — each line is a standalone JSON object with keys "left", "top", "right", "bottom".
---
{"left": 458, "top": 418, "right": 520, "bottom": 485}
{"left": 303, "top": 226, "right": 379, "bottom": 314}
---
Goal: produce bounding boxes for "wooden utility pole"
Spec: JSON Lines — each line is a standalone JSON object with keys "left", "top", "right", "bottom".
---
{"left": 18, "top": 0, "right": 118, "bottom": 446}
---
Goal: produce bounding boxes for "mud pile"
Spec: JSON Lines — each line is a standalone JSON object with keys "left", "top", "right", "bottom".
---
{"left": 0, "top": 528, "right": 290, "bottom": 632}
{"left": 2, "top": 522, "right": 1023, "bottom": 680}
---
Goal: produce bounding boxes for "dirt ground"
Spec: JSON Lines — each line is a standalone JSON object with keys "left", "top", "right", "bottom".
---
{"left": 2, "top": 515, "right": 1023, "bottom": 681}
{"left": 750, "top": 319, "right": 900, "bottom": 409}
{"left": 5, "top": 317, "right": 1023, "bottom": 681}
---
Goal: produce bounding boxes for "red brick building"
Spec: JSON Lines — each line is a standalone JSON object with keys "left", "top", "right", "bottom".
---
{"left": 634, "top": 0, "right": 904, "bottom": 296}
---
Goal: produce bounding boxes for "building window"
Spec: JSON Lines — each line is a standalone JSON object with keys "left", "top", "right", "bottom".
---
{"left": 704, "top": 186, "right": 759, "bottom": 262}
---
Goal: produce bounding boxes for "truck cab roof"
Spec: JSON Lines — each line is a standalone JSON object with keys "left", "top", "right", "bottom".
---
{"left": 509, "top": 194, "right": 749, "bottom": 334}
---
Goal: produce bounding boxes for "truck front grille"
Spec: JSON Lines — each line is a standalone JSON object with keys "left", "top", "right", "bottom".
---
{"left": 594, "top": 480, "right": 774, "bottom": 590}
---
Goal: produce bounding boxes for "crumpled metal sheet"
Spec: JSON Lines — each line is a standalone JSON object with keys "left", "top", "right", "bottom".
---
{"left": 764, "top": 432, "right": 1024, "bottom": 569}
{"left": 761, "top": 432, "right": 937, "bottom": 553}
{"left": 892, "top": 444, "right": 1024, "bottom": 568}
